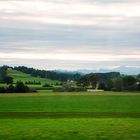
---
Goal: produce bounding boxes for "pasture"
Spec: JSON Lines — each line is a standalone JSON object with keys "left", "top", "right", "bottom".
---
{"left": 0, "top": 92, "right": 140, "bottom": 140}
{"left": 7, "top": 69, "right": 58, "bottom": 86}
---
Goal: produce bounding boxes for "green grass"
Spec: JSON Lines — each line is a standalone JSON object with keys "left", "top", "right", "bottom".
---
{"left": 0, "top": 92, "right": 139, "bottom": 113}
{"left": 7, "top": 69, "right": 58, "bottom": 85}
{"left": 0, "top": 83, "right": 8, "bottom": 87}
{"left": 0, "top": 92, "right": 140, "bottom": 140}
{"left": 0, "top": 118, "right": 139, "bottom": 140}
{"left": 37, "top": 90, "right": 53, "bottom": 93}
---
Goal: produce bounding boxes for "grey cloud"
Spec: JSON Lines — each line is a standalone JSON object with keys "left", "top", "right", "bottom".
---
{"left": 0, "top": 58, "right": 140, "bottom": 70}
{"left": 40, "top": 0, "right": 140, "bottom": 4}
{"left": 0, "top": 22, "right": 140, "bottom": 48}
{"left": 0, "top": 0, "right": 140, "bottom": 70}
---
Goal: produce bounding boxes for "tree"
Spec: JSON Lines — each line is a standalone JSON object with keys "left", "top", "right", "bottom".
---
{"left": 42, "top": 83, "right": 52, "bottom": 87}
{"left": 112, "top": 77, "right": 123, "bottom": 91}
{"left": 4, "top": 76, "right": 13, "bottom": 84}
{"left": 88, "top": 74, "right": 99, "bottom": 88}
{"left": 0, "top": 66, "right": 7, "bottom": 83}
{"left": 77, "top": 76, "right": 89, "bottom": 87}
{"left": 7, "top": 84, "right": 15, "bottom": 93}
{"left": 0, "top": 66, "right": 13, "bottom": 84}
{"left": 123, "top": 76, "right": 136, "bottom": 91}
{"left": 15, "top": 81, "right": 29, "bottom": 93}
{"left": 0, "top": 87, "right": 6, "bottom": 93}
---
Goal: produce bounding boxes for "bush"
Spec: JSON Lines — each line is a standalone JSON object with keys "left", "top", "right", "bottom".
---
{"left": 53, "top": 87, "right": 86, "bottom": 92}
{"left": 42, "top": 83, "right": 53, "bottom": 87}
{"left": 29, "top": 88, "right": 37, "bottom": 93}
{"left": 53, "top": 87, "right": 64, "bottom": 92}
{"left": 7, "top": 84, "right": 15, "bottom": 93}
{"left": 15, "top": 81, "right": 30, "bottom": 93}
{"left": 5, "top": 76, "right": 13, "bottom": 84}
{"left": 36, "top": 87, "right": 54, "bottom": 90}
{"left": 123, "top": 76, "right": 136, "bottom": 91}
{"left": 25, "top": 81, "right": 41, "bottom": 85}
{"left": 0, "top": 87, "right": 6, "bottom": 93}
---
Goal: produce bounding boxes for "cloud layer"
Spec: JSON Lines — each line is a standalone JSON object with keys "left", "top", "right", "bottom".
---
{"left": 0, "top": 0, "right": 140, "bottom": 70}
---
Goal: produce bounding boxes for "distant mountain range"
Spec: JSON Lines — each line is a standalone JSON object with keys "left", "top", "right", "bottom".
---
{"left": 76, "top": 66, "right": 140, "bottom": 75}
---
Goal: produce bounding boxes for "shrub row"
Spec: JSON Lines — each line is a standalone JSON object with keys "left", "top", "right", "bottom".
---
{"left": 0, "top": 82, "right": 36, "bottom": 93}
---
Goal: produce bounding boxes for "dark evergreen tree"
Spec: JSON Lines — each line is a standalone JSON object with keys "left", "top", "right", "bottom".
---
{"left": 7, "top": 84, "right": 15, "bottom": 93}
{"left": 15, "top": 81, "right": 29, "bottom": 93}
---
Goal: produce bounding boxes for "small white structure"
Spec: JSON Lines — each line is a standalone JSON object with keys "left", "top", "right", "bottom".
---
{"left": 87, "top": 89, "right": 104, "bottom": 92}
{"left": 136, "top": 82, "right": 140, "bottom": 85}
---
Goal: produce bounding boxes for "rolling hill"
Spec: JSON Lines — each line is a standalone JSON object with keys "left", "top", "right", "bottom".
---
{"left": 7, "top": 68, "right": 59, "bottom": 86}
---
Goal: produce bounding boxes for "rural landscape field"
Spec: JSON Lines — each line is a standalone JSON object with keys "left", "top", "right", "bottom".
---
{"left": 0, "top": 0, "right": 140, "bottom": 139}
{"left": 0, "top": 92, "right": 140, "bottom": 140}
{"left": 0, "top": 66, "right": 140, "bottom": 140}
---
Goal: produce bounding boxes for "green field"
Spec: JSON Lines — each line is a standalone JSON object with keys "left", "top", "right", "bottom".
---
{"left": 7, "top": 69, "right": 58, "bottom": 86}
{"left": 0, "top": 92, "right": 140, "bottom": 113}
{"left": 0, "top": 92, "right": 140, "bottom": 140}
{"left": 0, "top": 118, "right": 139, "bottom": 140}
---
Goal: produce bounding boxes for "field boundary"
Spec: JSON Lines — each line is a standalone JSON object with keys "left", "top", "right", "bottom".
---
{"left": 0, "top": 92, "right": 140, "bottom": 97}
{"left": 0, "top": 112, "right": 140, "bottom": 118}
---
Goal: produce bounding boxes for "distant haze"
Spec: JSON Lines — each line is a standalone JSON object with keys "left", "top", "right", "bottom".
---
{"left": 76, "top": 66, "right": 140, "bottom": 75}
{"left": 0, "top": 0, "right": 140, "bottom": 70}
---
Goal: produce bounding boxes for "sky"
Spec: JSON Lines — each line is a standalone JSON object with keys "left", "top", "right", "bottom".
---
{"left": 0, "top": 0, "right": 140, "bottom": 70}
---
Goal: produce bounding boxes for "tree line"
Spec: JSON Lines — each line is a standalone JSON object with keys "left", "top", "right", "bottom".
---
{"left": 0, "top": 66, "right": 33, "bottom": 93}
{"left": 14, "top": 66, "right": 81, "bottom": 81}
{"left": 77, "top": 73, "right": 140, "bottom": 91}
{"left": 0, "top": 65, "right": 140, "bottom": 92}
{"left": 0, "top": 81, "right": 34, "bottom": 93}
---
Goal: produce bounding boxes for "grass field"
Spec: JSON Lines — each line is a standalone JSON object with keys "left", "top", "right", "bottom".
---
{"left": 7, "top": 69, "right": 58, "bottom": 86}
{"left": 0, "top": 92, "right": 140, "bottom": 140}
{"left": 0, "top": 118, "right": 140, "bottom": 140}
{"left": 0, "top": 92, "right": 140, "bottom": 113}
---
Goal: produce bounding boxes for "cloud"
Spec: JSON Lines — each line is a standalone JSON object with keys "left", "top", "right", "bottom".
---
{"left": 0, "top": 44, "right": 140, "bottom": 62}
{"left": 0, "top": 0, "right": 140, "bottom": 26}
{"left": 0, "top": 0, "right": 140, "bottom": 69}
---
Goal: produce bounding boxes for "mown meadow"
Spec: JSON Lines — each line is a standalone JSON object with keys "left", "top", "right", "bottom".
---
{"left": 0, "top": 92, "right": 140, "bottom": 140}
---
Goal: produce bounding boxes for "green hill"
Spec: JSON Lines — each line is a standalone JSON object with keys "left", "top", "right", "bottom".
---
{"left": 7, "top": 68, "right": 59, "bottom": 87}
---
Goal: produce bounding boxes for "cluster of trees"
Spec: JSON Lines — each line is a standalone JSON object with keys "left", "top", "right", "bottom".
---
{"left": 25, "top": 81, "right": 41, "bottom": 85}
{"left": 42, "top": 83, "right": 53, "bottom": 87}
{"left": 111, "top": 76, "right": 140, "bottom": 91}
{"left": 0, "top": 66, "right": 36, "bottom": 93}
{"left": 77, "top": 72, "right": 140, "bottom": 91}
{"left": 77, "top": 72, "right": 120, "bottom": 88}
{"left": 0, "top": 82, "right": 33, "bottom": 93}
{"left": 0, "top": 66, "right": 13, "bottom": 84}
{"left": 53, "top": 82, "right": 86, "bottom": 92}
{"left": 14, "top": 66, "right": 81, "bottom": 81}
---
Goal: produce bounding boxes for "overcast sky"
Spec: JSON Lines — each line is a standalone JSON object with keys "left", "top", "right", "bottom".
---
{"left": 0, "top": 0, "right": 140, "bottom": 70}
